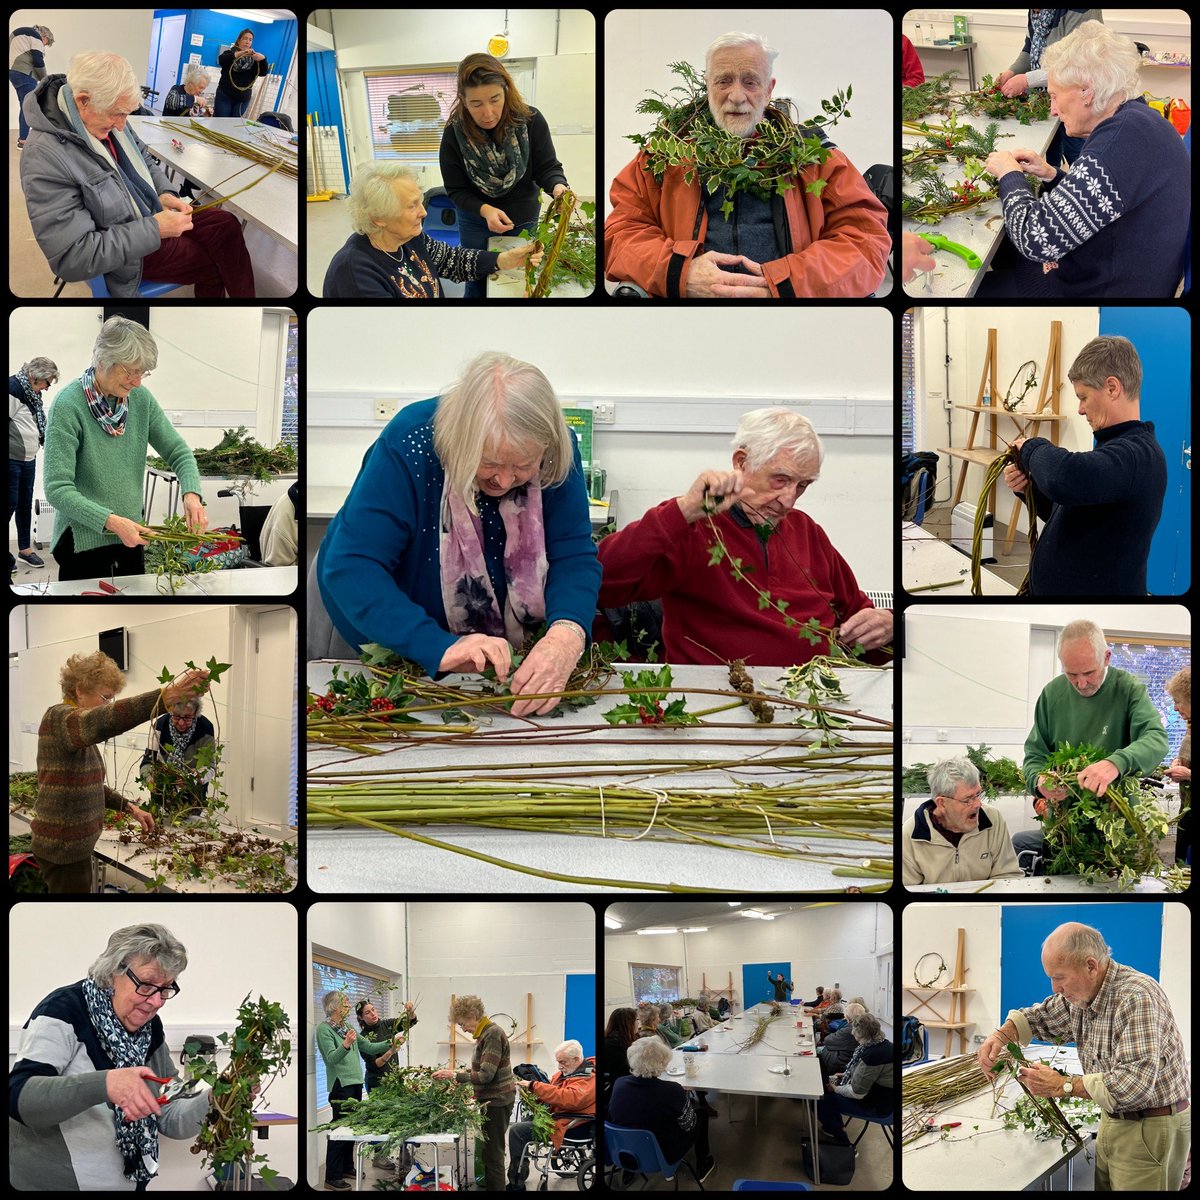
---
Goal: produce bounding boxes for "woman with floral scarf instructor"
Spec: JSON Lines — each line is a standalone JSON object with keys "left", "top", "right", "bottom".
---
{"left": 439, "top": 53, "right": 571, "bottom": 299}
{"left": 317, "top": 351, "right": 600, "bottom": 718}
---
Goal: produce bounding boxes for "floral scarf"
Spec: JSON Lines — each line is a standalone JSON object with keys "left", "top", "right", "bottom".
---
{"left": 451, "top": 114, "right": 531, "bottom": 198}
{"left": 82, "top": 976, "right": 160, "bottom": 1184}
{"left": 439, "top": 479, "right": 547, "bottom": 648}
{"left": 80, "top": 366, "right": 128, "bottom": 437}
{"left": 1028, "top": 9, "right": 1058, "bottom": 71}
{"left": 163, "top": 716, "right": 197, "bottom": 768}
{"left": 14, "top": 368, "right": 47, "bottom": 444}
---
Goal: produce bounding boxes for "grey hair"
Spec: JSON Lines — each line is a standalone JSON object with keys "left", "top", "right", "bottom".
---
{"left": 347, "top": 162, "right": 420, "bottom": 237}
{"left": 926, "top": 756, "right": 981, "bottom": 800}
{"left": 732, "top": 407, "right": 825, "bottom": 474}
{"left": 705, "top": 31, "right": 780, "bottom": 75}
{"left": 1043, "top": 923, "right": 1112, "bottom": 967}
{"left": 844, "top": 1002, "right": 867, "bottom": 1021}
{"left": 322, "top": 989, "right": 348, "bottom": 1017}
{"left": 35, "top": 25, "right": 55, "bottom": 46}
{"left": 87, "top": 923, "right": 188, "bottom": 988}
{"left": 433, "top": 351, "right": 576, "bottom": 516}
{"left": 1058, "top": 619, "right": 1108, "bottom": 665}
{"left": 170, "top": 694, "right": 203, "bottom": 716}
{"left": 1068, "top": 335, "right": 1142, "bottom": 403}
{"left": 1041, "top": 19, "right": 1141, "bottom": 112}
{"left": 92, "top": 316, "right": 159, "bottom": 374}
{"left": 182, "top": 64, "right": 211, "bottom": 89}
{"left": 657, "top": 1002, "right": 673, "bottom": 1020}
{"left": 627, "top": 1035, "right": 674, "bottom": 1078}
{"left": 67, "top": 51, "right": 141, "bottom": 114}
{"left": 635, "top": 1001, "right": 659, "bottom": 1025}
{"left": 850, "top": 1012, "right": 884, "bottom": 1044}
{"left": 554, "top": 1039, "right": 584, "bottom": 1061}
{"left": 828, "top": 989, "right": 842, "bottom": 1002}
{"left": 22, "top": 357, "right": 59, "bottom": 385}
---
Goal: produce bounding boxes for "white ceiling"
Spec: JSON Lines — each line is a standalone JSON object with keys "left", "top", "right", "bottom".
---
{"left": 605, "top": 901, "right": 829, "bottom": 933}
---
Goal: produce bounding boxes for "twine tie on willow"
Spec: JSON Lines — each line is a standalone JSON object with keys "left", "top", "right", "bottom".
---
{"left": 625, "top": 790, "right": 669, "bottom": 841}
{"left": 753, "top": 805, "right": 779, "bottom": 847}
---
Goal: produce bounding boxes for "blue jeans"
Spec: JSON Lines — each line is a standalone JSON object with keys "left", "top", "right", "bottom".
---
{"left": 213, "top": 90, "right": 250, "bottom": 118}
{"left": 456, "top": 207, "right": 536, "bottom": 299}
{"left": 10, "top": 70, "right": 38, "bottom": 140}
{"left": 8, "top": 457, "right": 36, "bottom": 564}
{"left": 1047, "top": 125, "right": 1085, "bottom": 170}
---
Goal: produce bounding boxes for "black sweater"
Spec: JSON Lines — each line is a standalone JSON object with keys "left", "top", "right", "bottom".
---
{"left": 1020, "top": 420, "right": 1166, "bottom": 595}
{"left": 439, "top": 108, "right": 567, "bottom": 226}
{"left": 608, "top": 1075, "right": 698, "bottom": 1163}
{"left": 602, "top": 1034, "right": 632, "bottom": 1099}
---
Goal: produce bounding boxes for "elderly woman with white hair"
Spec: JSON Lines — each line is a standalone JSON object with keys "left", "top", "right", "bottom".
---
{"left": 19, "top": 50, "right": 254, "bottom": 297}
{"left": 980, "top": 19, "right": 1191, "bottom": 298}
{"left": 9, "top": 353, "right": 58, "bottom": 574}
{"left": 317, "top": 351, "right": 601, "bottom": 717}
{"left": 816, "top": 1011, "right": 894, "bottom": 1146}
{"left": 42, "top": 316, "right": 208, "bottom": 582}
{"left": 598, "top": 406, "right": 893, "bottom": 665}
{"left": 138, "top": 694, "right": 218, "bottom": 815}
{"left": 9, "top": 923, "right": 214, "bottom": 1189}
{"left": 162, "top": 64, "right": 211, "bottom": 117}
{"left": 323, "top": 162, "right": 542, "bottom": 298}
{"left": 608, "top": 1036, "right": 715, "bottom": 1184}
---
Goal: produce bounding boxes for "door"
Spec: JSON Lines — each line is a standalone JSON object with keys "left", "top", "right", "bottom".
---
{"left": 149, "top": 14, "right": 186, "bottom": 109}
{"left": 240, "top": 607, "right": 296, "bottom": 827}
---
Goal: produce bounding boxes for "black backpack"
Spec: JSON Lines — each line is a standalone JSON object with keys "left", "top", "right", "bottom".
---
{"left": 900, "top": 452, "right": 939, "bottom": 525}
{"left": 899, "top": 1015, "right": 926, "bottom": 1064}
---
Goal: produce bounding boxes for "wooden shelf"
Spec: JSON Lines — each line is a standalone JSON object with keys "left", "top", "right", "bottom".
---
{"left": 920, "top": 1020, "right": 975, "bottom": 1029}
{"left": 939, "top": 446, "right": 1004, "bottom": 467}
{"left": 952, "top": 405, "right": 1065, "bottom": 420}
{"left": 903, "top": 986, "right": 975, "bottom": 993}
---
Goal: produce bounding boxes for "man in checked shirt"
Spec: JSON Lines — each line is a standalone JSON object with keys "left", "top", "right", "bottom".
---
{"left": 978, "top": 921, "right": 1190, "bottom": 1190}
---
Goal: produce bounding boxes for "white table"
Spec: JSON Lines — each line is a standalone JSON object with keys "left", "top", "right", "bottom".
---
{"left": 902, "top": 110, "right": 1060, "bottom": 297}
{"left": 130, "top": 116, "right": 298, "bottom": 254}
{"left": 903, "top": 1047, "right": 1098, "bottom": 1191}
{"left": 905, "top": 873, "right": 1176, "bottom": 894}
{"left": 901, "top": 521, "right": 1017, "bottom": 596}
{"left": 307, "top": 662, "right": 892, "bottom": 893}
{"left": 10, "top": 564, "right": 296, "bottom": 597}
{"left": 326, "top": 1128, "right": 470, "bottom": 1191}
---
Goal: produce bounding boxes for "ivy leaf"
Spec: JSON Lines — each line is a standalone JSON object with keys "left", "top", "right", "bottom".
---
{"left": 205, "top": 656, "right": 233, "bottom": 684}
{"left": 359, "top": 642, "right": 401, "bottom": 667}
{"left": 707, "top": 543, "right": 725, "bottom": 566}
{"left": 805, "top": 178, "right": 829, "bottom": 198}
{"left": 158, "top": 666, "right": 174, "bottom": 684}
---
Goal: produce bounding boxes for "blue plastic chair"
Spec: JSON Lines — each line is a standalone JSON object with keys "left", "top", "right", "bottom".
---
{"left": 86, "top": 275, "right": 183, "bottom": 298}
{"left": 604, "top": 1123, "right": 704, "bottom": 1190}
{"left": 422, "top": 187, "right": 460, "bottom": 247}
{"left": 732, "top": 1183, "right": 809, "bottom": 1192}
{"left": 836, "top": 1099, "right": 894, "bottom": 1149}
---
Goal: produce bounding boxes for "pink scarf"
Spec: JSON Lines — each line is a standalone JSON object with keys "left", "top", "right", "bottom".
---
{"left": 439, "top": 479, "right": 548, "bottom": 647}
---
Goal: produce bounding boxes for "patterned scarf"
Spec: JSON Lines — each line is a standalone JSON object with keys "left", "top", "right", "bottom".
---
{"left": 451, "top": 114, "right": 531, "bottom": 198}
{"left": 439, "top": 479, "right": 547, "bottom": 648}
{"left": 14, "top": 368, "right": 47, "bottom": 444}
{"left": 163, "top": 716, "right": 197, "bottom": 768}
{"left": 1029, "top": 9, "right": 1059, "bottom": 71}
{"left": 80, "top": 366, "right": 129, "bottom": 436}
{"left": 82, "top": 976, "right": 160, "bottom": 1184}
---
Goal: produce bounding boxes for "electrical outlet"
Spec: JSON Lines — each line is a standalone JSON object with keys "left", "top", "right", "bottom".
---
{"left": 937, "top": 728, "right": 948, "bottom": 742}
{"left": 593, "top": 402, "right": 615, "bottom": 424}
{"left": 973, "top": 1034, "right": 986, "bottom": 1043}
{"left": 374, "top": 399, "right": 397, "bottom": 421}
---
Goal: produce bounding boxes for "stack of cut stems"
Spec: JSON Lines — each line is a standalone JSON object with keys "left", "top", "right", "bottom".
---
{"left": 157, "top": 118, "right": 298, "bottom": 177}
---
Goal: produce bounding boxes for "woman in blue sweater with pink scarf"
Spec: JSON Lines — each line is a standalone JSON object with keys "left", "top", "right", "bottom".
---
{"left": 317, "top": 352, "right": 600, "bottom": 718}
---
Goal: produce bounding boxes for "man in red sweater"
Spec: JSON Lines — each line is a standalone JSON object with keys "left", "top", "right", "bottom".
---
{"left": 596, "top": 408, "right": 892, "bottom": 666}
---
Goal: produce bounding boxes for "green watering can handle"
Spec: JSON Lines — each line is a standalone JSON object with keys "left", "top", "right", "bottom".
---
{"left": 922, "top": 233, "right": 983, "bottom": 270}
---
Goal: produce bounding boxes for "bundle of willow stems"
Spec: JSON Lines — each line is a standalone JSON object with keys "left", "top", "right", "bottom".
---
{"left": 156, "top": 118, "right": 299, "bottom": 176}
{"left": 144, "top": 524, "right": 244, "bottom": 550}
{"left": 736, "top": 1002, "right": 785, "bottom": 1052}
{"left": 971, "top": 444, "right": 1038, "bottom": 596}
{"left": 526, "top": 189, "right": 579, "bottom": 298}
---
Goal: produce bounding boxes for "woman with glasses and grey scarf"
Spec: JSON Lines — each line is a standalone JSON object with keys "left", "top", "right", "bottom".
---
{"left": 9, "top": 923, "right": 213, "bottom": 1190}
{"left": 9, "top": 353, "right": 57, "bottom": 575}
{"left": 138, "top": 696, "right": 217, "bottom": 816}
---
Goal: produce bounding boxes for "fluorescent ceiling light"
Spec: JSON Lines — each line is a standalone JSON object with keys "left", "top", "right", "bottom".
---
{"left": 680, "top": 927, "right": 708, "bottom": 933}
{"left": 604, "top": 916, "right": 622, "bottom": 929}
{"left": 213, "top": 9, "right": 276, "bottom": 23}
{"left": 636, "top": 927, "right": 678, "bottom": 935}
{"left": 738, "top": 909, "right": 775, "bottom": 921}
{"left": 727, "top": 901, "right": 741, "bottom": 907}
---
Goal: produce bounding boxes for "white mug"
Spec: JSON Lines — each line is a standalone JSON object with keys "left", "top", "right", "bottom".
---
{"left": 683, "top": 1052, "right": 698, "bottom": 1077}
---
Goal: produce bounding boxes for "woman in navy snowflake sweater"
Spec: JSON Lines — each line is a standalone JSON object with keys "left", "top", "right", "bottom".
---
{"left": 979, "top": 20, "right": 1189, "bottom": 299}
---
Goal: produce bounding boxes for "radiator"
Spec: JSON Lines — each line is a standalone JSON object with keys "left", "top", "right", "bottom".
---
{"left": 951, "top": 501, "right": 993, "bottom": 561}
{"left": 865, "top": 591, "right": 894, "bottom": 609}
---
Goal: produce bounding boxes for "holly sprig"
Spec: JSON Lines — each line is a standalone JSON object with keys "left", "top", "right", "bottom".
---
{"left": 603, "top": 665, "right": 699, "bottom": 726}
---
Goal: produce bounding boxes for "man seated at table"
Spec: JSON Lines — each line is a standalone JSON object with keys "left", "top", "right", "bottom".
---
{"left": 605, "top": 31, "right": 889, "bottom": 298}
{"left": 596, "top": 407, "right": 892, "bottom": 666}
{"left": 508, "top": 1040, "right": 595, "bottom": 1192}
{"left": 801, "top": 984, "right": 825, "bottom": 1008}
{"left": 902, "top": 756, "right": 1024, "bottom": 886}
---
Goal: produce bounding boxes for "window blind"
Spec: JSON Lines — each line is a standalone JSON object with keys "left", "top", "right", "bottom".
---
{"left": 282, "top": 315, "right": 297, "bottom": 450}
{"left": 312, "top": 959, "right": 396, "bottom": 1110}
{"left": 901, "top": 310, "right": 916, "bottom": 455}
{"left": 1108, "top": 641, "right": 1190, "bottom": 765}
{"left": 629, "top": 963, "right": 682, "bottom": 1006}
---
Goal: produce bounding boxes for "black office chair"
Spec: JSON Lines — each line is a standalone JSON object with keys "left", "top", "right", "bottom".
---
{"left": 258, "top": 111, "right": 294, "bottom": 132}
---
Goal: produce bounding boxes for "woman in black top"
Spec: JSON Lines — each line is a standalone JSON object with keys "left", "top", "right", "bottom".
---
{"left": 214, "top": 28, "right": 267, "bottom": 118}
{"left": 439, "top": 52, "right": 569, "bottom": 298}
{"left": 602, "top": 1007, "right": 637, "bottom": 1103}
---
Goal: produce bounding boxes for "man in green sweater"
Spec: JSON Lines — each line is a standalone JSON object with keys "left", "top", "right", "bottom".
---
{"left": 1014, "top": 619, "right": 1169, "bottom": 872}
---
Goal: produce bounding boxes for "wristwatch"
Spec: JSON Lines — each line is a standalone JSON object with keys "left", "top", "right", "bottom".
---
{"left": 1062, "top": 1078, "right": 1074, "bottom": 1096}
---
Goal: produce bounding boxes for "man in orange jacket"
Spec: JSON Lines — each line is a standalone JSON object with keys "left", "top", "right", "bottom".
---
{"left": 506, "top": 1041, "right": 596, "bottom": 1190}
{"left": 605, "top": 31, "right": 890, "bottom": 298}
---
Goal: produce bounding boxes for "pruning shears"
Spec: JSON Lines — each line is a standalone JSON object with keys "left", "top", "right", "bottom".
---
{"left": 927, "top": 1120, "right": 962, "bottom": 1134}
{"left": 921, "top": 233, "right": 983, "bottom": 270}
{"left": 81, "top": 579, "right": 124, "bottom": 596}
{"left": 145, "top": 1075, "right": 202, "bottom": 1105}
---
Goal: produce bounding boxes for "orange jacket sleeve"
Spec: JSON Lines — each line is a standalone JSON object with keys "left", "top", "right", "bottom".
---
{"left": 532, "top": 1072, "right": 596, "bottom": 1116}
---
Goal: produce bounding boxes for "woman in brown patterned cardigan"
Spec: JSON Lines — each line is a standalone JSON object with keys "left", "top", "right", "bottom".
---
{"left": 432, "top": 993, "right": 515, "bottom": 1190}
{"left": 32, "top": 651, "right": 210, "bottom": 893}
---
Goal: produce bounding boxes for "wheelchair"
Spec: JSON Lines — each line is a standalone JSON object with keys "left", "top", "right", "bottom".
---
{"left": 514, "top": 1094, "right": 596, "bottom": 1191}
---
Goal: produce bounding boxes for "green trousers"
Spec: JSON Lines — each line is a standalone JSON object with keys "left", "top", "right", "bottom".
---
{"left": 1095, "top": 1108, "right": 1191, "bottom": 1190}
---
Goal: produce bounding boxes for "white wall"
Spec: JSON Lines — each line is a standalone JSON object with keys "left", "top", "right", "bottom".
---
{"left": 9, "top": 900, "right": 299, "bottom": 1188}
{"left": 8, "top": 307, "right": 294, "bottom": 530}
{"left": 604, "top": 9, "right": 894, "bottom": 214}
{"left": 903, "top": 9, "right": 1191, "bottom": 102}
{"left": 330, "top": 9, "right": 596, "bottom": 197}
{"left": 605, "top": 904, "right": 892, "bottom": 1024}
{"left": 902, "top": 901, "right": 1191, "bottom": 1059}
{"left": 901, "top": 603, "right": 1189, "bottom": 767}
{"left": 306, "top": 308, "right": 893, "bottom": 587}
{"left": 10, "top": 603, "right": 296, "bottom": 828}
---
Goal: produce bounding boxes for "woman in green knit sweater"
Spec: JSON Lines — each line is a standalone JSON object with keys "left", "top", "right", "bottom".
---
{"left": 33, "top": 652, "right": 211, "bottom": 893}
{"left": 432, "top": 993, "right": 515, "bottom": 1191}
{"left": 42, "top": 315, "right": 208, "bottom": 582}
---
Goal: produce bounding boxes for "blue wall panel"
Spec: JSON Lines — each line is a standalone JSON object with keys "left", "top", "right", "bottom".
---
{"left": 742, "top": 961, "right": 793, "bottom": 1009}
{"left": 565, "top": 973, "right": 595, "bottom": 1058}
{"left": 1000, "top": 903, "right": 1162, "bottom": 1042}
{"left": 306, "top": 49, "right": 350, "bottom": 185}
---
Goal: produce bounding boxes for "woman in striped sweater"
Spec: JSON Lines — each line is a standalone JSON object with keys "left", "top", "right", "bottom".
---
{"left": 433, "top": 994, "right": 515, "bottom": 1190}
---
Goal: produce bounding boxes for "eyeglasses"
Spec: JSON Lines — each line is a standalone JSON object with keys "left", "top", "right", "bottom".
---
{"left": 124, "top": 965, "right": 181, "bottom": 1000}
{"left": 118, "top": 366, "right": 151, "bottom": 382}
